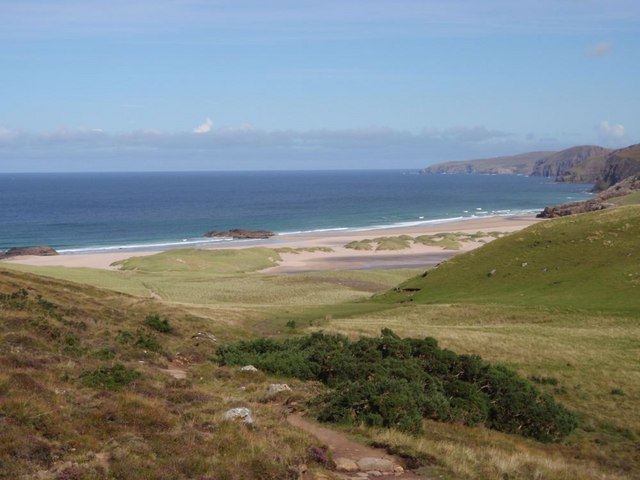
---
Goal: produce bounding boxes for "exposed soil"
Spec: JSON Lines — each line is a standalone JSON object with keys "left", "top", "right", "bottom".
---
{"left": 288, "top": 414, "right": 429, "bottom": 479}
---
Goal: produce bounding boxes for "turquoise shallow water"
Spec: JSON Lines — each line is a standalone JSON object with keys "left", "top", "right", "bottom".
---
{"left": 0, "top": 170, "right": 592, "bottom": 253}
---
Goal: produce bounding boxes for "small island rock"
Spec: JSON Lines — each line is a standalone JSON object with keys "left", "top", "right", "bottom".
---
{"left": 0, "top": 246, "right": 58, "bottom": 260}
{"left": 203, "top": 228, "right": 275, "bottom": 240}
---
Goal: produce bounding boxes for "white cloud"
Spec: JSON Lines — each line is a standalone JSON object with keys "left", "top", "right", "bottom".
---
{"left": 0, "top": 123, "right": 571, "bottom": 171}
{"left": 193, "top": 117, "right": 213, "bottom": 134}
{"left": 588, "top": 41, "right": 613, "bottom": 57}
{"left": 598, "top": 120, "right": 625, "bottom": 138}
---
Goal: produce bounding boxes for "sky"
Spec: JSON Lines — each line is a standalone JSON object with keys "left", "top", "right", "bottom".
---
{"left": 0, "top": 0, "right": 639, "bottom": 172}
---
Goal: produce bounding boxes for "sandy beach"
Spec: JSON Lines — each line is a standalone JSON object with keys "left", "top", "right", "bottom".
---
{"left": 1, "top": 215, "right": 542, "bottom": 272}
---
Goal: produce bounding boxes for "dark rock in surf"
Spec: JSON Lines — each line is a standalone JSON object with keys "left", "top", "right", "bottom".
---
{"left": 0, "top": 246, "right": 59, "bottom": 260}
{"left": 203, "top": 228, "right": 275, "bottom": 240}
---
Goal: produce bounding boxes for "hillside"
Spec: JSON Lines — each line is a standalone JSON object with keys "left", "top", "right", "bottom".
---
{"left": 0, "top": 268, "right": 321, "bottom": 480}
{"left": 530, "top": 145, "right": 611, "bottom": 182}
{"left": 379, "top": 205, "right": 640, "bottom": 314}
{"left": 419, "top": 151, "right": 554, "bottom": 175}
{"left": 2, "top": 240, "right": 640, "bottom": 478}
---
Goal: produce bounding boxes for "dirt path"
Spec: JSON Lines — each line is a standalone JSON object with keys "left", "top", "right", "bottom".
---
{"left": 287, "top": 414, "right": 426, "bottom": 479}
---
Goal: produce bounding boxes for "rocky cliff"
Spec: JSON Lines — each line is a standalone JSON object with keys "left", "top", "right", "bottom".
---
{"left": 592, "top": 144, "right": 640, "bottom": 191}
{"left": 531, "top": 145, "right": 611, "bottom": 182}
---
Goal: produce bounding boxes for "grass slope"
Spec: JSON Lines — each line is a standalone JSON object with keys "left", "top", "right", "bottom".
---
{"left": 381, "top": 206, "right": 640, "bottom": 313}
{"left": 0, "top": 268, "right": 325, "bottom": 479}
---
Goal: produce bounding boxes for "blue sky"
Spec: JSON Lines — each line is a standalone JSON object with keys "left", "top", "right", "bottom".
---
{"left": 0, "top": 0, "right": 639, "bottom": 171}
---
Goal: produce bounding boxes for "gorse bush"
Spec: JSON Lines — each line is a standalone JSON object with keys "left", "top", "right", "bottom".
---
{"left": 144, "top": 312, "right": 173, "bottom": 333}
{"left": 217, "top": 329, "right": 577, "bottom": 441}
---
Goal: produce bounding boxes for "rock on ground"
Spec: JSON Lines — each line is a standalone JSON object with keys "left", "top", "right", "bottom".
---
{"left": 223, "top": 407, "right": 254, "bottom": 425}
{"left": 265, "top": 383, "right": 292, "bottom": 400}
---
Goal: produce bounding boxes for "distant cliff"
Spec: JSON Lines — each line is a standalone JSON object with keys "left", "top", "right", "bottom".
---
{"left": 531, "top": 145, "right": 611, "bottom": 182}
{"left": 420, "top": 151, "right": 554, "bottom": 175}
{"left": 593, "top": 144, "right": 640, "bottom": 191}
{"left": 421, "top": 144, "right": 640, "bottom": 188}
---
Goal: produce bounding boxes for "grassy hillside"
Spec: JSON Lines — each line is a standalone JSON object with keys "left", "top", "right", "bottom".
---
{"left": 380, "top": 206, "right": 640, "bottom": 314}
{"left": 0, "top": 267, "right": 333, "bottom": 479}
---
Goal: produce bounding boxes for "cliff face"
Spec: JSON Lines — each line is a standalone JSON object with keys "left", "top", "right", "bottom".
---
{"left": 421, "top": 144, "right": 640, "bottom": 191}
{"left": 420, "top": 151, "right": 555, "bottom": 175}
{"left": 593, "top": 144, "right": 640, "bottom": 191}
{"left": 531, "top": 145, "right": 611, "bottom": 182}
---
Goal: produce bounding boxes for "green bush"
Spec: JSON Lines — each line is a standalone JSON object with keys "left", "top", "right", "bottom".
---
{"left": 143, "top": 313, "right": 173, "bottom": 333}
{"left": 217, "top": 330, "right": 577, "bottom": 441}
{"left": 80, "top": 364, "right": 141, "bottom": 390}
{"left": 134, "top": 331, "right": 161, "bottom": 352}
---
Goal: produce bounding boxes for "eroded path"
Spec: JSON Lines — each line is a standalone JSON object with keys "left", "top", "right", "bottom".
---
{"left": 287, "top": 414, "right": 426, "bottom": 479}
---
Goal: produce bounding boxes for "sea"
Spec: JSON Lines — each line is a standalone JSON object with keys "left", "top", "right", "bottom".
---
{"left": 0, "top": 171, "right": 593, "bottom": 254}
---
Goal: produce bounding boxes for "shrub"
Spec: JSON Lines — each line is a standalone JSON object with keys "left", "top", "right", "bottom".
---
{"left": 134, "top": 331, "right": 161, "bottom": 352}
{"left": 143, "top": 313, "right": 173, "bottom": 333}
{"left": 217, "top": 330, "right": 578, "bottom": 441}
{"left": 80, "top": 363, "right": 141, "bottom": 390}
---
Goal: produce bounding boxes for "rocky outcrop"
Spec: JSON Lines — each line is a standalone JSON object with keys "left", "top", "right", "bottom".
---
{"left": 537, "top": 175, "right": 640, "bottom": 218}
{"left": 0, "top": 246, "right": 58, "bottom": 260}
{"left": 531, "top": 145, "right": 611, "bottom": 182}
{"left": 203, "top": 228, "right": 275, "bottom": 239}
{"left": 592, "top": 144, "right": 640, "bottom": 191}
{"left": 536, "top": 199, "right": 610, "bottom": 218}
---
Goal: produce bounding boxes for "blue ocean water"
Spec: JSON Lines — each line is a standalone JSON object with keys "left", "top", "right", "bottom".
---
{"left": 0, "top": 171, "right": 592, "bottom": 253}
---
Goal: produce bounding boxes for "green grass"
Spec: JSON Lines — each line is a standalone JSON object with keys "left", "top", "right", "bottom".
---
{"left": 380, "top": 206, "right": 640, "bottom": 313}
{"left": 344, "top": 239, "right": 374, "bottom": 250}
{"left": 372, "top": 235, "right": 413, "bottom": 250}
{"left": 609, "top": 191, "right": 640, "bottom": 206}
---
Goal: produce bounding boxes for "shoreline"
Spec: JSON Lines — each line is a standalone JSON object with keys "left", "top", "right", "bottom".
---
{"left": 51, "top": 210, "right": 541, "bottom": 255}
{"left": 1, "top": 214, "right": 542, "bottom": 272}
